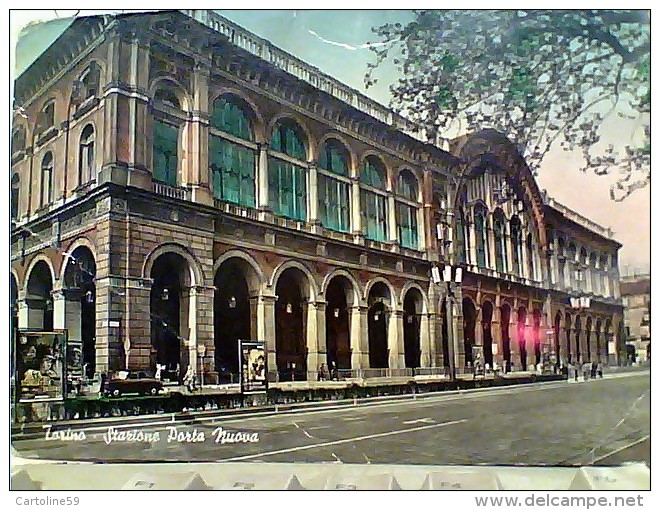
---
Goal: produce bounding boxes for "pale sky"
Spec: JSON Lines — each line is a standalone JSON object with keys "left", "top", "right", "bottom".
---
{"left": 8, "top": 7, "right": 652, "bottom": 274}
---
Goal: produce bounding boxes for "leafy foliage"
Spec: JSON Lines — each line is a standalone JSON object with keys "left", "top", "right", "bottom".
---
{"left": 365, "top": 10, "right": 650, "bottom": 200}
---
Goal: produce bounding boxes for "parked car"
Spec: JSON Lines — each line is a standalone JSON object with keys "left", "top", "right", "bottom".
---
{"left": 103, "top": 370, "right": 164, "bottom": 397}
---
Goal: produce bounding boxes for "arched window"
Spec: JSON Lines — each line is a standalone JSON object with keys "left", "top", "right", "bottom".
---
{"left": 493, "top": 210, "right": 507, "bottom": 273}
{"left": 360, "top": 156, "right": 388, "bottom": 242}
{"left": 474, "top": 206, "right": 488, "bottom": 268}
{"left": 269, "top": 119, "right": 307, "bottom": 221}
{"left": 590, "top": 253, "right": 600, "bottom": 295}
{"left": 153, "top": 120, "right": 178, "bottom": 186}
{"left": 154, "top": 88, "right": 181, "bottom": 109}
{"left": 81, "top": 62, "right": 100, "bottom": 98}
{"left": 78, "top": 124, "right": 95, "bottom": 185}
{"left": 318, "top": 139, "right": 350, "bottom": 232}
{"left": 567, "top": 242, "right": 578, "bottom": 288}
{"left": 510, "top": 216, "right": 523, "bottom": 275}
{"left": 209, "top": 96, "right": 255, "bottom": 207}
{"left": 11, "top": 173, "right": 20, "bottom": 221}
{"left": 40, "top": 152, "right": 54, "bottom": 207}
{"left": 395, "top": 170, "right": 419, "bottom": 249}
{"left": 12, "top": 125, "right": 26, "bottom": 154}
{"left": 455, "top": 208, "right": 467, "bottom": 263}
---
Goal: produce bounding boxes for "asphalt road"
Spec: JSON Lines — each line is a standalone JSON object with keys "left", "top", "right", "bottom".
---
{"left": 13, "top": 371, "right": 650, "bottom": 467}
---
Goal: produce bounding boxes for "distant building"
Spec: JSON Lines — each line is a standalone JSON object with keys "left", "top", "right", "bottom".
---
{"left": 620, "top": 275, "right": 650, "bottom": 363}
{"left": 10, "top": 10, "right": 624, "bottom": 385}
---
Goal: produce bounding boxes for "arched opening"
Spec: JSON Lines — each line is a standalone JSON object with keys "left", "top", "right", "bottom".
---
{"left": 214, "top": 258, "right": 258, "bottom": 382}
{"left": 517, "top": 307, "right": 527, "bottom": 370}
{"left": 585, "top": 317, "right": 593, "bottom": 362}
{"left": 575, "top": 315, "right": 582, "bottom": 363}
{"left": 403, "top": 288, "right": 423, "bottom": 369}
{"left": 554, "top": 312, "right": 562, "bottom": 366}
{"left": 595, "top": 319, "right": 603, "bottom": 364}
{"left": 565, "top": 313, "right": 573, "bottom": 364}
{"left": 325, "top": 276, "right": 353, "bottom": 371}
{"left": 501, "top": 304, "right": 512, "bottom": 371}
{"left": 481, "top": 301, "right": 494, "bottom": 367}
{"left": 275, "top": 268, "right": 310, "bottom": 380}
{"left": 533, "top": 309, "right": 542, "bottom": 365}
{"left": 26, "top": 261, "right": 54, "bottom": 331}
{"left": 367, "top": 282, "right": 391, "bottom": 369}
{"left": 62, "top": 246, "right": 97, "bottom": 377}
{"left": 150, "top": 252, "right": 192, "bottom": 382}
{"left": 462, "top": 298, "right": 477, "bottom": 366}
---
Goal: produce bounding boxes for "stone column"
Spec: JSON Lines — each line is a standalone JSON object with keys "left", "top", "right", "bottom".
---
{"left": 308, "top": 163, "right": 320, "bottom": 231}
{"left": 17, "top": 291, "right": 30, "bottom": 330}
{"left": 350, "top": 305, "right": 368, "bottom": 369}
{"left": 492, "top": 305, "right": 503, "bottom": 369}
{"left": 51, "top": 288, "right": 67, "bottom": 332}
{"left": 257, "top": 292, "right": 277, "bottom": 379}
{"left": 350, "top": 176, "right": 362, "bottom": 238}
{"left": 419, "top": 309, "right": 431, "bottom": 368}
{"left": 387, "top": 193, "right": 398, "bottom": 244}
{"left": 453, "top": 286, "right": 465, "bottom": 370}
{"left": 487, "top": 214, "right": 496, "bottom": 271}
{"left": 189, "top": 63, "right": 213, "bottom": 206}
{"left": 256, "top": 144, "right": 269, "bottom": 210}
{"left": 474, "top": 304, "right": 483, "bottom": 351}
{"left": 388, "top": 309, "right": 405, "bottom": 369}
{"left": 305, "top": 300, "right": 323, "bottom": 376}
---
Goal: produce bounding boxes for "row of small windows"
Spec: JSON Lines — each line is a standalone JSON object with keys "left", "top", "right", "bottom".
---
{"left": 153, "top": 94, "right": 421, "bottom": 248}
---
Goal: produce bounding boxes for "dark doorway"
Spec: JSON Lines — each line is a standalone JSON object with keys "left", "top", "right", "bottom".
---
{"left": 585, "top": 317, "right": 593, "bottom": 362}
{"left": 462, "top": 298, "right": 476, "bottom": 366}
{"left": 575, "top": 315, "right": 582, "bottom": 363}
{"left": 482, "top": 301, "right": 494, "bottom": 367}
{"left": 150, "top": 253, "right": 188, "bottom": 382}
{"left": 501, "top": 304, "right": 512, "bottom": 370}
{"left": 441, "top": 298, "right": 449, "bottom": 368}
{"left": 325, "top": 277, "right": 352, "bottom": 370}
{"left": 533, "top": 309, "right": 542, "bottom": 365}
{"left": 26, "top": 261, "right": 54, "bottom": 331}
{"left": 517, "top": 307, "right": 527, "bottom": 370}
{"left": 554, "top": 313, "right": 562, "bottom": 365}
{"left": 275, "top": 268, "right": 308, "bottom": 380}
{"left": 368, "top": 282, "right": 391, "bottom": 369}
{"left": 565, "top": 313, "right": 572, "bottom": 364}
{"left": 403, "top": 288, "right": 422, "bottom": 369}
{"left": 214, "top": 262, "right": 251, "bottom": 382}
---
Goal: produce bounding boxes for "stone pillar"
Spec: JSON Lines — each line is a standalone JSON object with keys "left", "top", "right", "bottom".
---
{"left": 257, "top": 144, "right": 269, "bottom": 210}
{"left": 419, "top": 309, "right": 431, "bottom": 368}
{"left": 189, "top": 63, "right": 213, "bottom": 206}
{"left": 468, "top": 218, "right": 477, "bottom": 268}
{"left": 521, "top": 232, "right": 530, "bottom": 281}
{"left": 51, "top": 289, "right": 67, "bottom": 332}
{"left": 308, "top": 163, "right": 319, "bottom": 228}
{"left": 17, "top": 293, "right": 30, "bottom": 330}
{"left": 492, "top": 305, "right": 503, "bottom": 369}
{"left": 388, "top": 309, "right": 405, "bottom": 369}
{"left": 387, "top": 193, "right": 398, "bottom": 244}
{"left": 505, "top": 223, "right": 515, "bottom": 276}
{"left": 474, "top": 304, "right": 483, "bottom": 350}
{"left": 305, "top": 300, "right": 322, "bottom": 376}
{"left": 257, "top": 292, "right": 277, "bottom": 379}
{"left": 453, "top": 286, "right": 465, "bottom": 370}
{"left": 350, "top": 305, "right": 368, "bottom": 369}
{"left": 350, "top": 176, "right": 362, "bottom": 237}
{"left": 94, "top": 277, "right": 126, "bottom": 374}
{"left": 487, "top": 214, "right": 496, "bottom": 271}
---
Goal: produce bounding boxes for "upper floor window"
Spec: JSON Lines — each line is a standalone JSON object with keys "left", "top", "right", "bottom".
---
{"left": 510, "top": 216, "right": 523, "bottom": 275}
{"left": 11, "top": 125, "right": 26, "bottom": 154}
{"left": 153, "top": 120, "right": 178, "bottom": 186}
{"left": 37, "top": 101, "right": 55, "bottom": 135}
{"left": 78, "top": 124, "right": 95, "bottom": 186}
{"left": 589, "top": 253, "right": 599, "bottom": 294}
{"left": 318, "top": 139, "right": 350, "bottom": 232}
{"left": 493, "top": 209, "right": 507, "bottom": 273}
{"left": 209, "top": 96, "right": 255, "bottom": 207}
{"left": 40, "top": 152, "right": 54, "bottom": 207}
{"left": 526, "top": 233, "right": 535, "bottom": 279}
{"left": 396, "top": 169, "right": 419, "bottom": 249}
{"left": 360, "top": 156, "right": 388, "bottom": 242}
{"left": 474, "top": 206, "right": 488, "bottom": 268}
{"left": 154, "top": 88, "right": 181, "bottom": 109}
{"left": 268, "top": 119, "right": 307, "bottom": 221}
{"left": 455, "top": 208, "right": 467, "bottom": 264}
{"left": 11, "top": 173, "right": 20, "bottom": 221}
{"left": 211, "top": 96, "right": 253, "bottom": 141}
{"left": 73, "top": 62, "right": 101, "bottom": 107}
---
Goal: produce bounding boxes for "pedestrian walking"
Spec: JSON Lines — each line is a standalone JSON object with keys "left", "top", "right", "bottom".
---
{"left": 582, "top": 361, "right": 590, "bottom": 381}
{"left": 591, "top": 361, "right": 597, "bottom": 379}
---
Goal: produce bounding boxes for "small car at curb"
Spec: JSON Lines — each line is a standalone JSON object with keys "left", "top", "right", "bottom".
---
{"left": 103, "top": 370, "right": 164, "bottom": 398}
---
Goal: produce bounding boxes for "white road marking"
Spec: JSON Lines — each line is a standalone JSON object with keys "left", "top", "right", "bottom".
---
{"left": 219, "top": 419, "right": 466, "bottom": 462}
{"left": 402, "top": 418, "right": 435, "bottom": 425}
{"left": 590, "top": 434, "right": 650, "bottom": 465}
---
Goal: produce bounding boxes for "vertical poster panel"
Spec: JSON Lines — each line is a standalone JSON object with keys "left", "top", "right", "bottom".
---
{"left": 238, "top": 340, "right": 267, "bottom": 394}
{"left": 15, "top": 331, "right": 67, "bottom": 402}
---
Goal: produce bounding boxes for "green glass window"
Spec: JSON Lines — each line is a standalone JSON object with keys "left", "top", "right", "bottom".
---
{"left": 319, "top": 140, "right": 348, "bottom": 176}
{"left": 361, "top": 157, "right": 386, "bottom": 189}
{"left": 319, "top": 174, "right": 350, "bottom": 232}
{"left": 494, "top": 217, "right": 507, "bottom": 273}
{"left": 211, "top": 97, "right": 252, "bottom": 141}
{"left": 153, "top": 120, "right": 178, "bottom": 186}
{"left": 511, "top": 218, "right": 522, "bottom": 274}
{"left": 397, "top": 202, "right": 418, "bottom": 249}
{"left": 270, "top": 121, "right": 306, "bottom": 160}
{"left": 455, "top": 211, "right": 466, "bottom": 263}
{"left": 475, "top": 210, "right": 488, "bottom": 268}
{"left": 361, "top": 189, "right": 387, "bottom": 242}
{"left": 268, "top": 159, "right": 307, "bottom": 221}
{"left": 210, "top": 136, "right": 255, "bottom": 207}
{"left": 396, "top": 170, "right": 418, "bottom": 201}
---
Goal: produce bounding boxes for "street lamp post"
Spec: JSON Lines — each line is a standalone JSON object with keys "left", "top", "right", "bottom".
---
{"left": 433, "top": 265, "right": 463, "bottom": 381}
{"left": 197, "top": 344, "right": 206, "bottom": 390}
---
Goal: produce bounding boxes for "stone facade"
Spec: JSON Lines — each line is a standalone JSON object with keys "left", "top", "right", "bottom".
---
{"left": 10, "top": 10, "right": 624, "bottom": 384}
